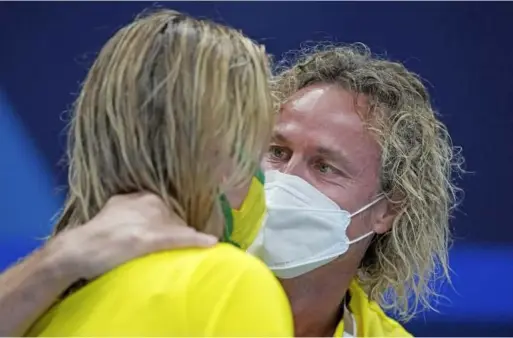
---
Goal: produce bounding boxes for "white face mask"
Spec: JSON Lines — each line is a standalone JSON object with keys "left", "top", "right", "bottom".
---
{"left": 248, "top": 170, "right": 384, "bottom": 279}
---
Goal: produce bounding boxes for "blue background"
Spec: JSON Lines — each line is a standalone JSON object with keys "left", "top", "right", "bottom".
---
{"left": 1, "top": 2, "right": 512, "bottom": 336}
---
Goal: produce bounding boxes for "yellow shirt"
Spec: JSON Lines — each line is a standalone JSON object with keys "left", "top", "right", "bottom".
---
{"left": 334, "top": 280, "right": 412, "bottom": 337}
{"left": 27, "top": 244, "right": 293, "bottom": 337}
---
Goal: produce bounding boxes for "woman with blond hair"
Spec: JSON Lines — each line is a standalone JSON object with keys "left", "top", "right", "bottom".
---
{"left": 24, "top": 9, "right": 293, "bottom": 337}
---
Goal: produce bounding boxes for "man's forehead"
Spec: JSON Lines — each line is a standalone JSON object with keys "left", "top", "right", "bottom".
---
{"left": 274, "top": 84, "right": 380, "bottom": 169}
{"left": 282, "top": 84, "right": 371, "bottom": 119}
{"left": 284, "top": 86, "right": 328, "bottom": 112}
{"left": 275, "top": 99, "right": 366, "bottom": 147}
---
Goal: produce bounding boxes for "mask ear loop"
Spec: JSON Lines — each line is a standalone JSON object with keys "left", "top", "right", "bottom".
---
{"left": 347, "top": 194, "right": 386, "bottom": 245}
{"left": 347, "top": 231, "right": 375, "bottom": 245}
{"left": 349, "top": 194, "right": 385, "bottom": 218}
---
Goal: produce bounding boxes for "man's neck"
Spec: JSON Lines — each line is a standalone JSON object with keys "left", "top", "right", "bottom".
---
{"left": 280, "top": 271, "right": 353, "bottom": 337}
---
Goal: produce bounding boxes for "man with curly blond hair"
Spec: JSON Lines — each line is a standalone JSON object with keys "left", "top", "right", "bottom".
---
{"left": 0, "top": 42, "right": 462, "bottom": 336}
{"left": 249, "top": 43, "right": 462, "bottom": 336}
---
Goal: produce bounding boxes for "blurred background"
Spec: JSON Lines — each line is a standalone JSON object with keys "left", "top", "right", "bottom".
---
{"left": 1, "top": 1, "right": 512, "bottom": 336}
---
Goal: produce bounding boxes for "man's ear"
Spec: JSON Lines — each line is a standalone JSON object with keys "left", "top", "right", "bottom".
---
{"left": 372, "top": 197, "right": 399, "bottom": 234}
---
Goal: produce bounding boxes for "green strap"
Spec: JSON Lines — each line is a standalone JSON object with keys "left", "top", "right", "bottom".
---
{"left": 219, "top": 193, "right": 240, "bottom": 248}
{"left": 219, "top": 167, "right": 264, "bottom": 248}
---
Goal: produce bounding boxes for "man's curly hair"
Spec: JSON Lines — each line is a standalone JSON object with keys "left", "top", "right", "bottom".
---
{"left": 273, "top": 42, "right": 464, "bottom": 321}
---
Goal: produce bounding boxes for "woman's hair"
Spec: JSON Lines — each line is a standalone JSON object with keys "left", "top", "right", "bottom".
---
{"left": 54, "top": 9, "right": 275, "bottom": 238}
{"left": 273, "top": 42, "right": 464, "bottom": 321}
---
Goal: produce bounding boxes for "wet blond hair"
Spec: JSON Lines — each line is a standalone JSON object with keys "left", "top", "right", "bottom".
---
{"left": 274, "top": 43, "right": 463, "bottom": 321}
{"left": 54, "top": 9, "right": 274, "bottom": 238}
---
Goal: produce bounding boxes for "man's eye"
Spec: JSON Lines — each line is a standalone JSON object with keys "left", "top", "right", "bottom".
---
{"left": 268, "top": 146, "right": 288, "bottom": 160}
{"left": 315, "top": 162, "right": 335, "bottom": 174}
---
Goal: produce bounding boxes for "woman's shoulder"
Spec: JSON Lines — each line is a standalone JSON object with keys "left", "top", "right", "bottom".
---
{"left": 99, "top": 243, "right": 284, "bottom": 316}
{"left": 117, "top": 242, "right": 262, "bottom": 271}
{"left": 102, "top": 243, "right": 271, "bottom": 289}
{"left": 28, "top": 244, "right": 291, "bottom": 336}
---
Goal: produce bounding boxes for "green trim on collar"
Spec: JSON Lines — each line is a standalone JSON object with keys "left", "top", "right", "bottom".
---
{"left": 254, "top": 168, "right": 265, "bottom": 185}
{"left": 219, "top": 193, "right": 240, "bottom": 248}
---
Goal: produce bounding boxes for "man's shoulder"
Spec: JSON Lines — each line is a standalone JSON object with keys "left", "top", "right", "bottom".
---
{"left": 348, "top": 281, "right": 412, "bottom": 337}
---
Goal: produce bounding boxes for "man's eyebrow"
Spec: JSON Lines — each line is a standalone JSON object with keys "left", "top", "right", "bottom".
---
{"left": 270, "top": 132, "right": 288, "bottom": 144}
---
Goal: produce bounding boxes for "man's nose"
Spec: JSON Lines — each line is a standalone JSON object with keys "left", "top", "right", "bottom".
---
{"left": 280, "top": 153, "right": 304, "bottom": 176}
